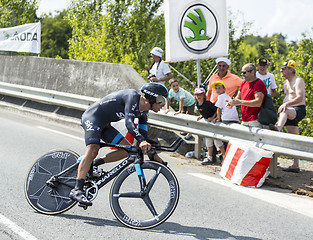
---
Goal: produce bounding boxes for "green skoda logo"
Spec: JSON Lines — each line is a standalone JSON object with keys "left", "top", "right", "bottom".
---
{"left": 179, "top": 3, "right": 218, "bottom": 53}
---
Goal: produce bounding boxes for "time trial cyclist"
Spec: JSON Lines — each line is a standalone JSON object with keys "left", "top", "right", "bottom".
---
{"left": 69, "top": 82, "right": 168, "bottom": 206}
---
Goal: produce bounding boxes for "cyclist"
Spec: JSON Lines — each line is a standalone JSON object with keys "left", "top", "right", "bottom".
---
{"left": 69, "top": 83, "right": 168, "bottom": 206}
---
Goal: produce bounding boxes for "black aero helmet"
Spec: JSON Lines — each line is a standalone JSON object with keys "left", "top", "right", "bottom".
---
{"left": 140, "top": 82, "right": 169, "bottom": 106}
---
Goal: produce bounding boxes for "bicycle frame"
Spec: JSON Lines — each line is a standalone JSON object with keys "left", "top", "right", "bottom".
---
{"left": 46, "top": 137, "right": 183, "bottom": 195}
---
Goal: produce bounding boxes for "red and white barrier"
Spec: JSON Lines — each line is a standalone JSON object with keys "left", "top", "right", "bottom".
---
{"left": 220, "top": 141, "right": 273, "bottom": 187}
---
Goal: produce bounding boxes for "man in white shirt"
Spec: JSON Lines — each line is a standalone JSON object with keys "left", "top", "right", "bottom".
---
{"left": 148, "top": 47, "right": 173, "bottom": 85}
{"left": 256, "top": 58, "right": 277, "bottom": 98}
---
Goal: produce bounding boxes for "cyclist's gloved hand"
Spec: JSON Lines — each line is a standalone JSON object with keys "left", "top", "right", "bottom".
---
{"left": 139, "top": 140, "right": 151, "bottom": 154}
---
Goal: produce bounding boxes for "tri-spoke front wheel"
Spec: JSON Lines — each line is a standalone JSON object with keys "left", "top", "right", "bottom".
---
{"left": 109, "top": 161, "right": 180, "bottom": 229}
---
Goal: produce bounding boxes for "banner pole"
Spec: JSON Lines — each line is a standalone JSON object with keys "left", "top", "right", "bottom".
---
{"left": 196, "top": 59, "right": 201, "bottom": 87}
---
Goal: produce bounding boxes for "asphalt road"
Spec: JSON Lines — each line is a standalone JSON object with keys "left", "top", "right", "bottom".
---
{"left": 1, "top": 109, "right": 313, "bottom": 240}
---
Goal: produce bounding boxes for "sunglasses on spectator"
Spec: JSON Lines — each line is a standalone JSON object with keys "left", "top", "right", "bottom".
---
{"left": 241, "top": 70, "right": 253, "bottom": 74}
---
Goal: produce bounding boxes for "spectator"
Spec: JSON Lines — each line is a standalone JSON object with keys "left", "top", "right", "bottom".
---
{"left": 276, "top": 60, "right": 306, "bottom": 173}
{"left": 256, "top": 58, "right": 278, "bottom": 98}
{"left": 194, "top": 87, "right": 222, "bottom": 165}
{"left": 212, "top": 81, "right": 239, "bottom": 124}
{"left": 227, "top": 63, "right": 267, "bottom": 128}
{"left": 207, "top": 57, "right": 243, "bottom": 103}
{"left": 148, "top": 47, "right": 173, "bottom": 85}
{"left": 165, "top": 78, "right": 195, "bottom": 140}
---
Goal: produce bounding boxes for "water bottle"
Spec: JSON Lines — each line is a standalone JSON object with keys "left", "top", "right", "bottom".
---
{"left": 185, "top": 151, "right": 194, "bottom": 158}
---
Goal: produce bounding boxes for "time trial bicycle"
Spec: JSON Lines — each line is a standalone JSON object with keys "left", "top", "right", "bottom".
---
{"left": 24, "top": 137, "right": 183, "bottom": 230}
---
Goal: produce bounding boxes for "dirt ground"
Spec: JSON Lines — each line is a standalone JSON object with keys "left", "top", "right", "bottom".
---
{"left": 172, "top": 153, "right": 313, "bottom": 198}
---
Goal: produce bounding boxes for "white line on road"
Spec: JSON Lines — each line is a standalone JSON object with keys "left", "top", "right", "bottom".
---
{"left": 0, "top": 213, "right": 38, "bottom": 240}
{"left": 37, "top": 126, "right": 83, "bottom": 142}
{"left": 188, "top": 173, "right": 313, "bottom": 219}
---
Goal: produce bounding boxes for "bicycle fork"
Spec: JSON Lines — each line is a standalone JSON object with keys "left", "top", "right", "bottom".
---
{"left": 135, "top": 163, "right": 147, "bottom": 193}
{"left": 134, "top": 162, "right": 160, "bottom": 218}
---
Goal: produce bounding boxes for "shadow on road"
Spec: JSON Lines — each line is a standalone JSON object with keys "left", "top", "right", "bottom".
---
{"left": 151, "top": 221, "right": 262, "bottom": 240}
{"left": 55, "top": 213, "right": 261, "bottom": 240}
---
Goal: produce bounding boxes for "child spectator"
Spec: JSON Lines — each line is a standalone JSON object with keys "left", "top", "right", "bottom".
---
{"left": 256, "top": 58, "right": 277, "bottom": 98}
{"left": 165, "top": 78, "right": 195, "bottom": 140}
{"left": 194, "top": 87, "right": 223, "bottom": 165}
{"left": 212, "top": 81, "right": 239, "bottom": 124}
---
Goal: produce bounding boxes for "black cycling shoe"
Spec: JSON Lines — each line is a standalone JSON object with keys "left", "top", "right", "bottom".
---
{"left": 69, "top": 188, "right": 92, "bottom": 206}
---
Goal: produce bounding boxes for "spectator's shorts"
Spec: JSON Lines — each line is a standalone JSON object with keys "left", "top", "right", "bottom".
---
{"left": 205, "top": 137, "right": 223, "bottom": 148}
{"left": 285, "top": 105, "right": 306, "bottom": 126}
{"left": 182, "top": 103, "right": 195, "bottom": 115}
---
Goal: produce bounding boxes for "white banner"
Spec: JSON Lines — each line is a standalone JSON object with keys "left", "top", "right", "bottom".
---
{"left": 164, "top": 0, "right": 228, "bottom": 62}
{"left": 0, "top": 22, "right": 41, "bottom": 54}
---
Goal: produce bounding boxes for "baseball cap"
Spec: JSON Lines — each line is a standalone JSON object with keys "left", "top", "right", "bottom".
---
{"left": 216, "top": 57, "right": 231, "bottom": 66}
{"left": 211, "top": 81, "right": 226, "bottom": 89}
{"left": 257, "top": 58, "right": 268, "bottom": 66}
{"left": 194, "top": 88, "right": 206, "bottom": 95}
{"left": 281, "top": 60, "right": 296, "bottom": 69}
{"left": 150, "top": 47, "right": 163, "bottom": 58}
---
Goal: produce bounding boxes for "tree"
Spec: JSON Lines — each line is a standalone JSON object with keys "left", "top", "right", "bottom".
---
{"left": 66, "top": 0, "right": 164, "bottom": 76}
{"left": 0, "top": 0, "right": 38, "bottom": 28}
{"left": 40, "top": 10, "right": 72, "bottom": 59}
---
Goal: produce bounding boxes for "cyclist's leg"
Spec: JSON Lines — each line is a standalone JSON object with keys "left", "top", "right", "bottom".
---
{"left": 70, "top": 117, "right": 103, "bottom": 205}
{"left": 78, "top": 144, "right": 100, "bottom": 179}
{"left": 95, "top": 126, "right": 130, "bottom": 165}
{"left": 70, "top": 144, "right": 100, "bottom": 206}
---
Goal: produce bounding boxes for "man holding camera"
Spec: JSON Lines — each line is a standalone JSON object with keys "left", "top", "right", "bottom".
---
{"left": 148, "top": 47, "right": 173, "bottom": 85}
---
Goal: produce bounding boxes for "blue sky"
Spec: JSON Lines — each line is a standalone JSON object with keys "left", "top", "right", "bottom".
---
{"left": 37, "top": 0, "right": 313, "bottom": 42}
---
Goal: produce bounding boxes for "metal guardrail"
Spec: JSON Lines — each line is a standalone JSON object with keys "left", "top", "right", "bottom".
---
{"left": 0, "top": 81, "right": 98, "bottom": 111}
{"left": 148, "top": 112, "right": 313, "bottom": 160}
{"left": 1, "top": 81, "right": 313, "bottom": 177}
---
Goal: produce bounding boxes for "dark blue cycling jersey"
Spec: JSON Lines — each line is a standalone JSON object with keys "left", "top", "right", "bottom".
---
{"left": 81, "top": 89, "right": 148, "bottom": 146}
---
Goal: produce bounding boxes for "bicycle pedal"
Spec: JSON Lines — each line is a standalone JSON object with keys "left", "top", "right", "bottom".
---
{"left": 78, "top": 203, "right": 89, "bottom": 210}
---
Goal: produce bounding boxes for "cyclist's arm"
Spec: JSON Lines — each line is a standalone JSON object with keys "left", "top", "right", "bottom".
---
{"left": 123, "top": 94, "right": 146, "bottom": 143}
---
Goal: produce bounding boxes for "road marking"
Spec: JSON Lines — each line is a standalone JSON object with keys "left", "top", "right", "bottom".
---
{"left": 188, "top": 173, "right": 313, "bottom": 219}
{"left": 37, "top": 126, "right": 83, "bottom": 142}
{"left": 0, "top": 213, "right": 38, "bottom": 240}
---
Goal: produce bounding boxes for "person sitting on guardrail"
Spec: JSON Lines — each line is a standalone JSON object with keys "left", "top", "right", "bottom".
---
{"left": 276, "top": 60, "right": 306, "bottom": 173}
{"left": 226, "top": 63, "right": 267, "bottom": 128}
{"left": 165, "top": 78, "right": 195, "bottom": 140}
{"left": 69, "top": 83, "right": 168, "bottom": 206}
{"left": 194, "top": 87, "right": 223, "bottom": 165}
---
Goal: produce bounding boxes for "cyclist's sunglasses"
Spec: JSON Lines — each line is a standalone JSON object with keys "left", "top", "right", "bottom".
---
{"left": 156, "top": 95, "right": 166, "bottom": 106}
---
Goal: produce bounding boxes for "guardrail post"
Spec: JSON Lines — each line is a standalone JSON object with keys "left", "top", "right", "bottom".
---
{"left": 194, "top": 135, "right": 203, "bottom": 159}
{"left": 269, "top": 153, "right": 278, "bottom": 178}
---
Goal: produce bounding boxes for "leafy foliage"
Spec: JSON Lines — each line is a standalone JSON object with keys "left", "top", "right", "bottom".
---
{"left": 40, "top": 11, "right": 72, "bottom": 59}
{"left": 0, "top": 0, "right": 38, "bottom": 27}
{"left": 66, "top": 0, "right": 164, "bottom": 76}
